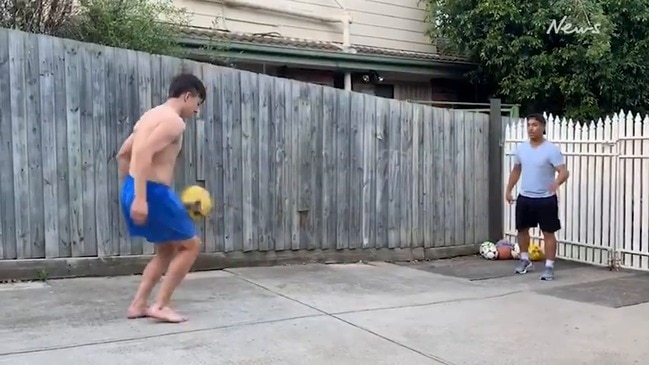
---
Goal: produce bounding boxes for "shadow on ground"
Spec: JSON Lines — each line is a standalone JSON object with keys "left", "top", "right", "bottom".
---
{"left": 399, "top": 255, "right": 649, "bottom": 308}
{"left": 396, "top": 255, "right": 590, "bottom": 281}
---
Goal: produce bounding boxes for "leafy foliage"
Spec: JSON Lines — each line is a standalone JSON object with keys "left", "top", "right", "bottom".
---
{"left": 70, "top": 0, "right": 191, "bottom": 56}
{"left": 0, "top": 0, "right": 213, "bottom": 58}
{"left": 423, "top": 0, "right": 649, "bottom": 120}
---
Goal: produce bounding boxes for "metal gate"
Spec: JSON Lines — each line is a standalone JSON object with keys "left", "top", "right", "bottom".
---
{"left": 613, "top": 113, "right": 649, "bottom": 271}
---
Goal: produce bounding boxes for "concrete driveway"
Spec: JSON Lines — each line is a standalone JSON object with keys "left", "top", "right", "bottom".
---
{"left": 1, "top": 257, "right": 648, "bottom": 365}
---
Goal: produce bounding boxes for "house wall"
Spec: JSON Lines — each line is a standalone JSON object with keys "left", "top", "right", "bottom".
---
{"left": 394, "top": 82, "right": 432, "bottom": 101}
{"left": 174, "top": 0, "right": 437, "bottom": 54}
{"left": 430, "top": 79, "right": 462, "bottom": 102}
{"left": 232, "top": 64, "right": 468, "bottom": 103}
{"left": 281, "top": 68, "right": 336, "bottom": 87}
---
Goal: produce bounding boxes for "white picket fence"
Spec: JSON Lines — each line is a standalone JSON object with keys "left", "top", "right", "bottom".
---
{"left": 503, "top": 111, "right": 649, "bottom": 271}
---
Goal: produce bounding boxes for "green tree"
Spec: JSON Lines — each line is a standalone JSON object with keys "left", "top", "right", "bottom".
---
{"left": 424, "top": 0, "right": 649, "bottom": 121}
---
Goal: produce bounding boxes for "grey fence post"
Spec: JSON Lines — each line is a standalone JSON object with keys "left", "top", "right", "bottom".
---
{"left": 488, "top": 98, "right": 503, "bottom": 242}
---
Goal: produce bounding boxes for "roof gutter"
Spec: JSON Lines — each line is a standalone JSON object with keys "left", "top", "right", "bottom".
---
{"left": 178, "top": 37, "right": 475, "bottom": 79}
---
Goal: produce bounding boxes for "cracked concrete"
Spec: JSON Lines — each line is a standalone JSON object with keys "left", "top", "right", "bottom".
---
{"left": 1, "top": 259, "right": 648, "bottom": 365}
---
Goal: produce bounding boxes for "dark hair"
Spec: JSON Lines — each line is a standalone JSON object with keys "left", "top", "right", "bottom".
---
{"left": 168, "top": 73, "right": 206, "bottom": 101}
{"left": 526, "top": 113, "right": 546, "bottom": 125}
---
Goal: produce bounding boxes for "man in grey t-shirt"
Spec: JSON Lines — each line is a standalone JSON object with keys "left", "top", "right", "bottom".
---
{"left": 505, "top": 114, "right": 570, "bottom": 281}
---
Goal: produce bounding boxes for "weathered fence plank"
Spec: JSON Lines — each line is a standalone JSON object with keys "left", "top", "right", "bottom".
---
{"left": 413, "top": 104, "right": 424, "bottom": 247}
{"left": 115, "top": 47, "right": 129, "bottom": 255}
{"left": 453, "top": 110, "right": 466, "bottom": 246}
{"left": 335, "top": 91, "right": 351, "bottom": 250}
{"left": 224, "top": 69, "right": 244, "bottom": 253}
{"left": 476, "top": 113, "right": 489, "bottom": 242}
{"left": 321, "top": 87, "right": 336, "bottom": 250}
{"left": 0, "top": 29, "right": 13, "bottom": 260}
{"left": 104, "top": 46, "right": 120, "bottom": 257}
{"left": 81, "top": 44, "right": 97, "bottom": 257}
{"left": 387, "top": 99, "right": 401, "bottom": 249}
{"left": 240, "top": 70, "right": 257, "bottom": 252}
{"left": 296, "top": 81, "right": 311, "bottom": 250}
{"left": 25, "top": 34, "right": 45, "bottom": 259}
{"left": 272, "top": 77, "right": 287, "bottom": 252}
{"left": 463, "top": 110, "right": 476, "bottom": 246}
{"left": 93, "top": 42, "right": 110, "bottom": 258}
{"left": 137, "top": 51, "right": 154, "bottom": 255}
{"left": 38, "top": 35, "right": 59, "bottom": 259}
{"left": 289, "top": 81, "right": 300, "bottom": 251}
{"left": 309, "top": 84, "right": 323, "bottom": 251}
{"left": 422, "top": 106, "right": 434, "bottom": 247}
{"left": 53, "top": 36, "right": 70, "bottom": 259}
{"left": 349, "top": 92, "right": 364, "bottom": 249}
{"left": 257, "top": 74, "right": 272, "bottom": 252}
{"left": 362, "top": 94, "right": 377, "bottom": 249}
{"left": 11, "top": 31, "right": 31, "bottom": 260}
{"left": 0, "top": 29, "right": 492, "bottom": 267}
{"left": 442, "top": 109, "right": 454, "bottom": 246}
{"left": 375, "top": 98, "right": 389, "bottom": 249}
{"left": 210, "top": 69, "right": 226, "bottom": 253}
{"left": 400, "top": 101, "right": 412, "bottom": 249}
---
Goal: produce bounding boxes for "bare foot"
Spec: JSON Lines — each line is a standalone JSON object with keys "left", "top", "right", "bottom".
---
{"left": 146, "top": 306, "right": 187, "bottom": 323}
{"left": 127, "top": 305, "right": 148, "bottom": 319}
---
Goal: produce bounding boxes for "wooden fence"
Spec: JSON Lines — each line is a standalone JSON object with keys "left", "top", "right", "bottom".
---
{"left": 0, "top": 28, "right": 492, "bottom": 270}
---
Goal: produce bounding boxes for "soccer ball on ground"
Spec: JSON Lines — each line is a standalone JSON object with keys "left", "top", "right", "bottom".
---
{"left": 495, "top": 239, "right": 514, "bottom": 260}
{"left": 511, "top": 243, "right": 521, "bottom": 259}
{"left": 529, "top": 243, "right": 545, "bottom": 261}
{"left": 180, "top": 185, "right": 214, "bottom": 220}
{"left": 479, "top": 241, "right": 499, "bottom": 260}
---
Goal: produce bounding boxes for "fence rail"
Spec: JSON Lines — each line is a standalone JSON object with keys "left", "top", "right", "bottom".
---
{"left": 0, "top": 28, "right": 491, "bottom": 267}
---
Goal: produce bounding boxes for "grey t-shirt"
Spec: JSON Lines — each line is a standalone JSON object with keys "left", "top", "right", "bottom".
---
{"left": 513, "top": 140, "right": 565, "bottom": 198}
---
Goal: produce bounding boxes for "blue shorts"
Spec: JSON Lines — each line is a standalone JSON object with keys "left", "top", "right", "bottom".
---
{"left": 120, "top": 175, "right": 196, "bottom": 243}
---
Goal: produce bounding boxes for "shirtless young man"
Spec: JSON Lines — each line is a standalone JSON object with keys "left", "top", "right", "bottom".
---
{"left": 116, "top": 73, "right": 206, "bottom": 323}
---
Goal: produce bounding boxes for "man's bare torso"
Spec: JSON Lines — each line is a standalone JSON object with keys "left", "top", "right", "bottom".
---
{"left": 128, "top": 105, "right": 184, "bottom": 186}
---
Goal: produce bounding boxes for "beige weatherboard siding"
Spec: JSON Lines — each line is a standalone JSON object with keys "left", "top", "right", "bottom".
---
{"left": 176, "top": 0, "right": 438, "bottom": 54}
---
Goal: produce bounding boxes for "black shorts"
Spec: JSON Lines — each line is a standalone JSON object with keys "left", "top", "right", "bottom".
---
{"left": 515, "top": 194, "right": 561, "bottom": 233}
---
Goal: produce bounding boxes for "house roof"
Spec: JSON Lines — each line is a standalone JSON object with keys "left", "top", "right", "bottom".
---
{"left": 176, "top": 26, "right": 470, "bottom": 64}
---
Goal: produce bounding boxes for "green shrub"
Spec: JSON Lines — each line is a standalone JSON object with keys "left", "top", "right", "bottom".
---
{"left": 1, "top": 0, "right": 193, "bottom": 56}
{"left": 71, "top": 0, "right": 191, "bottom": 55}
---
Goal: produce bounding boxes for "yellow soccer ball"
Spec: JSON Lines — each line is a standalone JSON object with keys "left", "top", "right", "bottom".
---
{"left": 180, "top": 185, "right": 213, "bottom": 220}
{"left": 529, "top": 243, "right": 545, "bottom": 261}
